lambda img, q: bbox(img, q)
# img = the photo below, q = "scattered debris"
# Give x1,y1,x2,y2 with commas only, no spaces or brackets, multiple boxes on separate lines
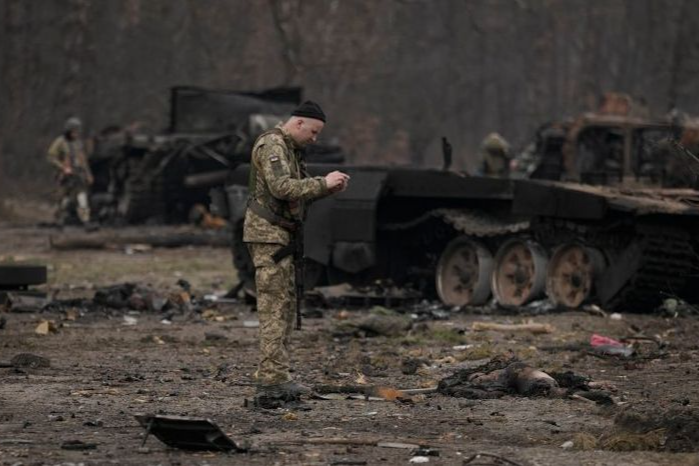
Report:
95,283,166,312
60,440,98,450
568,432,598,451
610,405,699,452
309,282,422,308
590,334,623,347
407,301,451,321
70,388,121,397
582,304,607,317
312,384,432,403
462,452,524,466
83,419,104,427
333,306,412,338
521,299,557,314
124,243,153,255
401,358,429,375
600,429,665,452
412,446,439,457
409,457,430,464
64,308,80,321
276,437,430,450
134,414,246,452
190,204,228,230
0,438,35,446
2,292,50,313
49,226,229,250
471,321,554,334
0,353,51,369
355,372,369,385
590,333,634,358
377,442,422,450
123,315,138,326
35,319,59,335
204,332,227,342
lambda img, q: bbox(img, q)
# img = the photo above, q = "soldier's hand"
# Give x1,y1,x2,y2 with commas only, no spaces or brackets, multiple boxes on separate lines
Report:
325,171,350,192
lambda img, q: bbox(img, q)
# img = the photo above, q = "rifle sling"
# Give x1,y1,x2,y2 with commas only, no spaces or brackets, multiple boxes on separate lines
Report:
248,200,299,232
272,243,295,263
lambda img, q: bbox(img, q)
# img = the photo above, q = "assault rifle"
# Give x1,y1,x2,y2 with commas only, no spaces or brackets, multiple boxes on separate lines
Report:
293,229,304,330
269,226,304,330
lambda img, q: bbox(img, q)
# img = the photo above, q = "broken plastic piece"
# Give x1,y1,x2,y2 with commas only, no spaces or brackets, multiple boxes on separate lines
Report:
590,334,623,347
134,414,244,452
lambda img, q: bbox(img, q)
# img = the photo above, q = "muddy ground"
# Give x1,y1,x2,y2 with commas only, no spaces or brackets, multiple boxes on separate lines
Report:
2,223,699,465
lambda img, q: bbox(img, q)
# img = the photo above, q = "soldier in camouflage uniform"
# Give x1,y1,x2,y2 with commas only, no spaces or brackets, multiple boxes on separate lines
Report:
47,117,94,225
243,101,349,405
479,132,511,178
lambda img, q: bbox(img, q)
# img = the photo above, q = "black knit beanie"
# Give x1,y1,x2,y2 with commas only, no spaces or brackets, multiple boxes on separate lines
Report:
291,100,326,123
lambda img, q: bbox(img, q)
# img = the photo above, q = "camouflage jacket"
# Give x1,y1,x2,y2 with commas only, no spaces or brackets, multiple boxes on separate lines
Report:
47,135,91,179
243,125,330,245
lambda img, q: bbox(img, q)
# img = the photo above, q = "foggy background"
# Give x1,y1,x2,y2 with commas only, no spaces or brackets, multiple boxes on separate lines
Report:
2,0,699,197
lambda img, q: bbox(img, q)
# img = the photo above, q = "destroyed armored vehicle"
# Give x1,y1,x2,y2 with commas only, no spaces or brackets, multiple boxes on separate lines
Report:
214,160,699,312
214,94,699,312
89,86,343,224
512,93,699,189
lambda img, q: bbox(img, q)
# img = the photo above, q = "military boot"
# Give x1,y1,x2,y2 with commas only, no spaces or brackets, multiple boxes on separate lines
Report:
254,381,311,409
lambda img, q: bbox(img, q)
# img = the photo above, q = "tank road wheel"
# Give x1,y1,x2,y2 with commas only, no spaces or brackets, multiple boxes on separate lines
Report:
492,239,548,306
436,236,493,306
546,243,606,308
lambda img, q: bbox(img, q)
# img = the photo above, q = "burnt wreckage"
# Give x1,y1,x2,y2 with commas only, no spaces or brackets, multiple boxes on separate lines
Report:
213,101,699,312
88,86,343,224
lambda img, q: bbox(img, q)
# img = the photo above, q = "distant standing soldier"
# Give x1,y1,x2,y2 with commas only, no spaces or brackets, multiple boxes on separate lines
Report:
479,132,511,178
243,101,349,406
47,117,93,225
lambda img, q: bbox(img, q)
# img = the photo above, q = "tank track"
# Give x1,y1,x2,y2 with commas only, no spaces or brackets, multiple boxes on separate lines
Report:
531,218,695,311
380,209,528,297
388,210,696,311
609,225,695,311
381,208,529,238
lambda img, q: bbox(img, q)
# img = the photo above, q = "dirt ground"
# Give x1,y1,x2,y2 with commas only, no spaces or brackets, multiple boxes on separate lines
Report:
2,223,699,465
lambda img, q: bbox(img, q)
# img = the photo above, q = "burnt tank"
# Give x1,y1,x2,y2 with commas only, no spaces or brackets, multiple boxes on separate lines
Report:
215,95,699,312
218,164,699,312
89,86,343,224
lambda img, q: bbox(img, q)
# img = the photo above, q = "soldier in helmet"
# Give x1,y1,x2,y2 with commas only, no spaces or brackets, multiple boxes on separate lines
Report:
243,101,349,406
47,117,94,225
479,132,511,178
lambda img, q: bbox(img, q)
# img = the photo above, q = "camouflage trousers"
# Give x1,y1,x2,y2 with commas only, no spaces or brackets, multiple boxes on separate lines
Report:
247,242,297,386
57,174,90,224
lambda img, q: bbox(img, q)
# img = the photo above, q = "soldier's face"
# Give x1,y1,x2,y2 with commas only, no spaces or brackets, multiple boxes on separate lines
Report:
292,118,324,147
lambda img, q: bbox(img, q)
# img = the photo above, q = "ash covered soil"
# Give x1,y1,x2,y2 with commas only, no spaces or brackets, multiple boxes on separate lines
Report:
2,225,699,465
